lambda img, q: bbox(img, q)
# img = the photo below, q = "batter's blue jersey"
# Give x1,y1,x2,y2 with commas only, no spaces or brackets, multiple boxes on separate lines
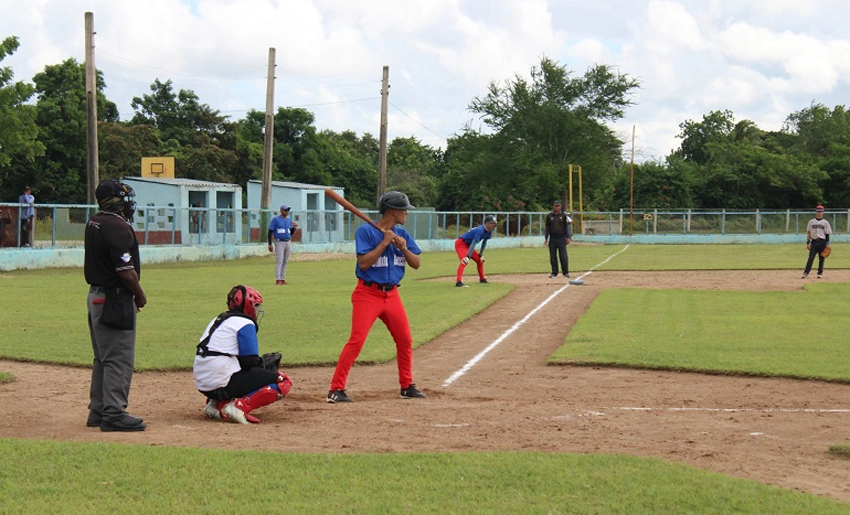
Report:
355,223,421,285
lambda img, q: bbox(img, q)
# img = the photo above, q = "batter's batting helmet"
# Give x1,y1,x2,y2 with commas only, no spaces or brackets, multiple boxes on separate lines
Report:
227,285,264,322
379,191,415,214
484,215,496,224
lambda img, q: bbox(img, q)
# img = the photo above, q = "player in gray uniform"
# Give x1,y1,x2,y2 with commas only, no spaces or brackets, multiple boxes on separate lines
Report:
802,204,832,279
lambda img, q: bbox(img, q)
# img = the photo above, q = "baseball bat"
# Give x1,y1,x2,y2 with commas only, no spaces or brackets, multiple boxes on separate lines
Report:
324,188,383,232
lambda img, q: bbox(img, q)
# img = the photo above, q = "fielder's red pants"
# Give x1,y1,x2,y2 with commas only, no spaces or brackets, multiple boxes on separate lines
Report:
330,281,414,391
455,238,485,282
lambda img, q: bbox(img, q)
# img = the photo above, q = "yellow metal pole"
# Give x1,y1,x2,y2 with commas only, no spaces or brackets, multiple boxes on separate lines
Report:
577,165,583,234
568,164,574,214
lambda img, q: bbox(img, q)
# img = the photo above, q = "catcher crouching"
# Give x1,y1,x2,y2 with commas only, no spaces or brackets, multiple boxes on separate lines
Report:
193,285,292,423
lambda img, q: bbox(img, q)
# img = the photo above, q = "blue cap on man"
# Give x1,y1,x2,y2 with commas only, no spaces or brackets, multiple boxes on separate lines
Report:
280,204,290,211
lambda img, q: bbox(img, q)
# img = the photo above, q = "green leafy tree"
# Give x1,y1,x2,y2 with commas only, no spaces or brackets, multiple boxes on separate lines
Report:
784,103,850,207
0,36,44,199
29,59,118,202
386,136,441,208
98,122,162,179
459,56,639,210
315,129,377,208
131,79,226,146
603,159,694,210
673,110,825,208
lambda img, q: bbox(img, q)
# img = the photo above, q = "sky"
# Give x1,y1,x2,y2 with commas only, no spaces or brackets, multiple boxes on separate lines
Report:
2,0,849,162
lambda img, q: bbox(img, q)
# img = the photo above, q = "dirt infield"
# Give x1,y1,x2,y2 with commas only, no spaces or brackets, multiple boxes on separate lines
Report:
2,270,849,502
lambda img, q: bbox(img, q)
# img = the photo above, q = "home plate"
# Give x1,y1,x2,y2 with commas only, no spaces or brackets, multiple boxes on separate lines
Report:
569,279,586,285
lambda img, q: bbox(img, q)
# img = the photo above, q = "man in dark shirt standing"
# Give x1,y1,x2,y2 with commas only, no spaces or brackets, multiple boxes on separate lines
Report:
544,200,573,278
84,180,148,432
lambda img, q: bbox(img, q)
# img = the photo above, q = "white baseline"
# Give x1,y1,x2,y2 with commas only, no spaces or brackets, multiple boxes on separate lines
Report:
442,245,632,387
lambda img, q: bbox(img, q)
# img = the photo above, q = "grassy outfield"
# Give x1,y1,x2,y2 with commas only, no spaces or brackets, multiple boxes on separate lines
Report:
2,439,847,515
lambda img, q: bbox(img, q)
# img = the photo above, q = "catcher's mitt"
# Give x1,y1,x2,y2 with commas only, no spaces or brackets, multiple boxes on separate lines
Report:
821,246,832,258
261,352,282,372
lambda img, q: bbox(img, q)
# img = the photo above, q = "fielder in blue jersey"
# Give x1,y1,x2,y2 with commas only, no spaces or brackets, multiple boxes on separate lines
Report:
454,215,497,287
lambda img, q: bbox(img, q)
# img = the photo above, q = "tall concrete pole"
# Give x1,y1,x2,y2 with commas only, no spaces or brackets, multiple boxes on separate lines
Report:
85,12,99,203
377,65,389,203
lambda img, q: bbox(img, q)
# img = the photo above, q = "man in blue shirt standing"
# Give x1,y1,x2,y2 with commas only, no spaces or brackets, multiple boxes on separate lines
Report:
454,215,496,287
267,204,298,285
18,185,35,247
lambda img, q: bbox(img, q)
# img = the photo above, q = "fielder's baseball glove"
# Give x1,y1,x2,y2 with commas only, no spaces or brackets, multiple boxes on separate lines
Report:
821,246,832,258
261,352,282,372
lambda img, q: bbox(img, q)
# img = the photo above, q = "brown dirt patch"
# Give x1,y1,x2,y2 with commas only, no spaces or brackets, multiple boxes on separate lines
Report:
2,270,849,502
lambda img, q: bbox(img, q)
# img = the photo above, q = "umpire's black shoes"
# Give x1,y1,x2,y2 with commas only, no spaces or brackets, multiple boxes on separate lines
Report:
549,273,557,278
101,414,146,432
563,273,570,278
400,384,426,399
327,389,353,403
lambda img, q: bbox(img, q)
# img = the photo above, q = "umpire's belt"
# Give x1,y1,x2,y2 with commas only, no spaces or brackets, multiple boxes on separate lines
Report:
360,279,397,292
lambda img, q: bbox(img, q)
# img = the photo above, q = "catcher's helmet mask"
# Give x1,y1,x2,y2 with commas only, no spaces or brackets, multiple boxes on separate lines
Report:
379,191,415,214
227,285,264,324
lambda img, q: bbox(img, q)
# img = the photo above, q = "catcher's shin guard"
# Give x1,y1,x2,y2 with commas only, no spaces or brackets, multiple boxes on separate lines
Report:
228,374,292,424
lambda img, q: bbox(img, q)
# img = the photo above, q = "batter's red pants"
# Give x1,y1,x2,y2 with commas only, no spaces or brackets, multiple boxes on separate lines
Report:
455,238,485,282
330,281,414,391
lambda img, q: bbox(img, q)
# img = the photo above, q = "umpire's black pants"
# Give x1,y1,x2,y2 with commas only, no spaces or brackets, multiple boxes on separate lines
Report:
548,235,569,275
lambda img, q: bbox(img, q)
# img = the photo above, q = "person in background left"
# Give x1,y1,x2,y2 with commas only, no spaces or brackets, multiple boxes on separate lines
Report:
84,180,147,432
268,204,298,285
454,215,497,287
18,185,35,247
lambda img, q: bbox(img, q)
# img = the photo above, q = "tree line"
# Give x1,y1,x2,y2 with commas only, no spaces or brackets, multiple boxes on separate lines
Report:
1,35,848,211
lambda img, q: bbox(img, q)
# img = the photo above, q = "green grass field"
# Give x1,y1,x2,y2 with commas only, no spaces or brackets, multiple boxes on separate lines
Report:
1,244,849,513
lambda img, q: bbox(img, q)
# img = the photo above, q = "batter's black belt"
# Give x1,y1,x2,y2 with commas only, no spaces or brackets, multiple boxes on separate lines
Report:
274,238,291,242
360,280,398,292
89,286,109,294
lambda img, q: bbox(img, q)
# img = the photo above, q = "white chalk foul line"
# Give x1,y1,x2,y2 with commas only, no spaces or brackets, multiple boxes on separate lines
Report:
442,245,632,387
608,406,850,414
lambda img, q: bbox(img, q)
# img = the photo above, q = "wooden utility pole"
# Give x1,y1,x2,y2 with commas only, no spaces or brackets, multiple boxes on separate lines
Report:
84,12,99,203
629,124,635,235
261,48,275,214
377,65,389,202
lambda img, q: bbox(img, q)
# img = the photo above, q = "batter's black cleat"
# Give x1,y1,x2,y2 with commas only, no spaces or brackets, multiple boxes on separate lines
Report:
327,389,353,403
563,273,570,278
455,281,468,288
549,273,557,278
479,278,489,284
801,273,808,279
400,384,426,399
817,273,823,279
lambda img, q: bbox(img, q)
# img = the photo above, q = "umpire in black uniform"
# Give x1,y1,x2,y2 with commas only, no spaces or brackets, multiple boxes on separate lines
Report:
544,200,573,278
84,180,148,432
